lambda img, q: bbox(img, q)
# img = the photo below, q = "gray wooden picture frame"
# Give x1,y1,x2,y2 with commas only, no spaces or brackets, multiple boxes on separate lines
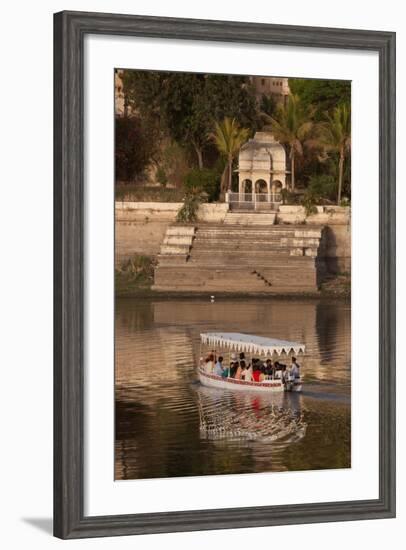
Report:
54,10,396,539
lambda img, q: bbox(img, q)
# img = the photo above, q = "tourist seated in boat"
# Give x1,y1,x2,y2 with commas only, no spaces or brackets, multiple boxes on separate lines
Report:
229,353,238,377
240,363,247,380
229,362,238,378
265,359,274,378
251,357,260,371
203,358,210,374
273,361,286,379
252,363,262,382
259,365,267,382
289,357,301,379
204,354,215,374
221,361,230,378
235,360,244,380
252,359,266,382
214,356,224,377
242,362,253,382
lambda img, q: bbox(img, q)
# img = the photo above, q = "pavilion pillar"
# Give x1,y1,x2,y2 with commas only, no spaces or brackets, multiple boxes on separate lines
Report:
267,179,271,203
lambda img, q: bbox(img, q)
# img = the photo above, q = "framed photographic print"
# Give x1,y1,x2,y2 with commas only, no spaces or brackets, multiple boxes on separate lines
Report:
54,10,396,539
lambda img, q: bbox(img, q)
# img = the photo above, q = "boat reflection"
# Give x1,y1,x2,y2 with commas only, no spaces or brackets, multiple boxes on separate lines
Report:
195,384,306,444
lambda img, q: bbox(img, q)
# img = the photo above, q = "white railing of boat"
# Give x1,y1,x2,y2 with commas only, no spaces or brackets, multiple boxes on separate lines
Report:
198,366,301,386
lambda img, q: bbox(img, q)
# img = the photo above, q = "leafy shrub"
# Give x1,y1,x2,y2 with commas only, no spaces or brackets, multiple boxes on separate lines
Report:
183,168,220,203
115,255,156,289
281,188,301,205
156,166,168,187
115,184,185,202
158,141,190,188
176,189,207,223
307,174,337,202
301,189,319,216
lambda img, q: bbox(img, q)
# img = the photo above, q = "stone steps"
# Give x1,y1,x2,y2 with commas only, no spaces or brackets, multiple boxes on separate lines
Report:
196,226,322,237
189,252,293,262
193,235,296,244
191,240,318,250
166,226,196,236
153,222,324,293
163,235,195,246
160,244,191,255
153,265,317,292
223,213,276,225
158,225,196,261
156,254,190,265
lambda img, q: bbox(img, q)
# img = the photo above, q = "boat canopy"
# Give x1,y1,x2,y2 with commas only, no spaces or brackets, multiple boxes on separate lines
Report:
200,332,305,356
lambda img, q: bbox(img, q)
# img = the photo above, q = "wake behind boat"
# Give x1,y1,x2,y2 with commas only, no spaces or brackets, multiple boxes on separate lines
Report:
198,332,305,393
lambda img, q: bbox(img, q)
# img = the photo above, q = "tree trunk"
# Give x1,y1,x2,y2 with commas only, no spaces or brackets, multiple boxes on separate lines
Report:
219,164,228,202
194,145,204,169
228,156,233,192
337,149,344,205
291,151,295,191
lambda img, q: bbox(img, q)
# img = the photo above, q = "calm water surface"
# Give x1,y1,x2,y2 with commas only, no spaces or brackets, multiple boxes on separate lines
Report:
115,297,351,480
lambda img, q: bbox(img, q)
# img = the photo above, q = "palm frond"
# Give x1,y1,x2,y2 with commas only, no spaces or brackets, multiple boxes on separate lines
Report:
209,117,250,158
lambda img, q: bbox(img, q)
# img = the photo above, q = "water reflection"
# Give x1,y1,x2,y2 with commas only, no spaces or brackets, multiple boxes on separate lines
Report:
197,386,306,442
115,297,351,480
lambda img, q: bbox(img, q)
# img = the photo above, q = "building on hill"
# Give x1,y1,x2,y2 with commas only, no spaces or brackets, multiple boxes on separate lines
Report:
250,76,290,106
115,70,126,117
115,69,138,118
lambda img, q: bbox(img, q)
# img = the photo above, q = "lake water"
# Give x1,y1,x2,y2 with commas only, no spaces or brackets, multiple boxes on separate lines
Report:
115,297,351,480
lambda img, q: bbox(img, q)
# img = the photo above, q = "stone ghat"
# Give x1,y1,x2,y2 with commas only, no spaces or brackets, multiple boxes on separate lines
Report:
153,224,326,294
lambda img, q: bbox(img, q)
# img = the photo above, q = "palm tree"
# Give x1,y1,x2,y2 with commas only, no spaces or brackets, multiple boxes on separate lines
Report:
318,103,351,205
210,117,250,199
262,94,314,191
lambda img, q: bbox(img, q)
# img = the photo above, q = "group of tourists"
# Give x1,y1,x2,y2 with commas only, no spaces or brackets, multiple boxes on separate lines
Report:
202,351,301,383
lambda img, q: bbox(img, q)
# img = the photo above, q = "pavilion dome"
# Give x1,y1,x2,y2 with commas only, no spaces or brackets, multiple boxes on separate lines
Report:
238,132,286,173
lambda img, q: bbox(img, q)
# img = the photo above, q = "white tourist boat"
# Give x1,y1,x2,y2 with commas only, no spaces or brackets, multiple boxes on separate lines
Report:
198,332,305,393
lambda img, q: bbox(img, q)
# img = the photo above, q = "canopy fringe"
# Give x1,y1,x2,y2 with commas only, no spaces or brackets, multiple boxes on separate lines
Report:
200,332,305,356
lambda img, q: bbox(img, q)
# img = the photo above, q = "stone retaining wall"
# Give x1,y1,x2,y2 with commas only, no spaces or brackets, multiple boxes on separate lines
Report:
115,202,351,274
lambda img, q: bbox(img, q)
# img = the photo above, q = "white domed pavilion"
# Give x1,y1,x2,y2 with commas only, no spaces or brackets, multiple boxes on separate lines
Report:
233,132,289,208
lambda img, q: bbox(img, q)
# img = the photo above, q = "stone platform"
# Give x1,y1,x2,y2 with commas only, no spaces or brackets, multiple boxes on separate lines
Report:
153,223,326,294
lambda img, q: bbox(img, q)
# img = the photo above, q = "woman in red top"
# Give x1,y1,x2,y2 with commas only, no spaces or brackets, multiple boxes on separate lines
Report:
252,366,261,382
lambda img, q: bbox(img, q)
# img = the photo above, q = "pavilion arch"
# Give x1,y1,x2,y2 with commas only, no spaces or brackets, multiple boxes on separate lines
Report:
271,180,283,193
241,179,253,194
255,179,269,194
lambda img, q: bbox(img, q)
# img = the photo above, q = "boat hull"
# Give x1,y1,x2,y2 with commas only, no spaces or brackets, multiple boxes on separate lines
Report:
198,368,302,393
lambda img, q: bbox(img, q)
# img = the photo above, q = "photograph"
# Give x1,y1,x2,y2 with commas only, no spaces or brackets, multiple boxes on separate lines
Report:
114,68,352,481
0,1,398,545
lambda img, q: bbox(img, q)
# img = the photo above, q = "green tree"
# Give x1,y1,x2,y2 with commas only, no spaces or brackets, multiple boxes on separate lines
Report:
115,116,157,181
122,70,257,170
259,94,277,120
210,117,250,199
289,78,351,120
203,75,258,129
263,94,315,190
318,103,351,204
